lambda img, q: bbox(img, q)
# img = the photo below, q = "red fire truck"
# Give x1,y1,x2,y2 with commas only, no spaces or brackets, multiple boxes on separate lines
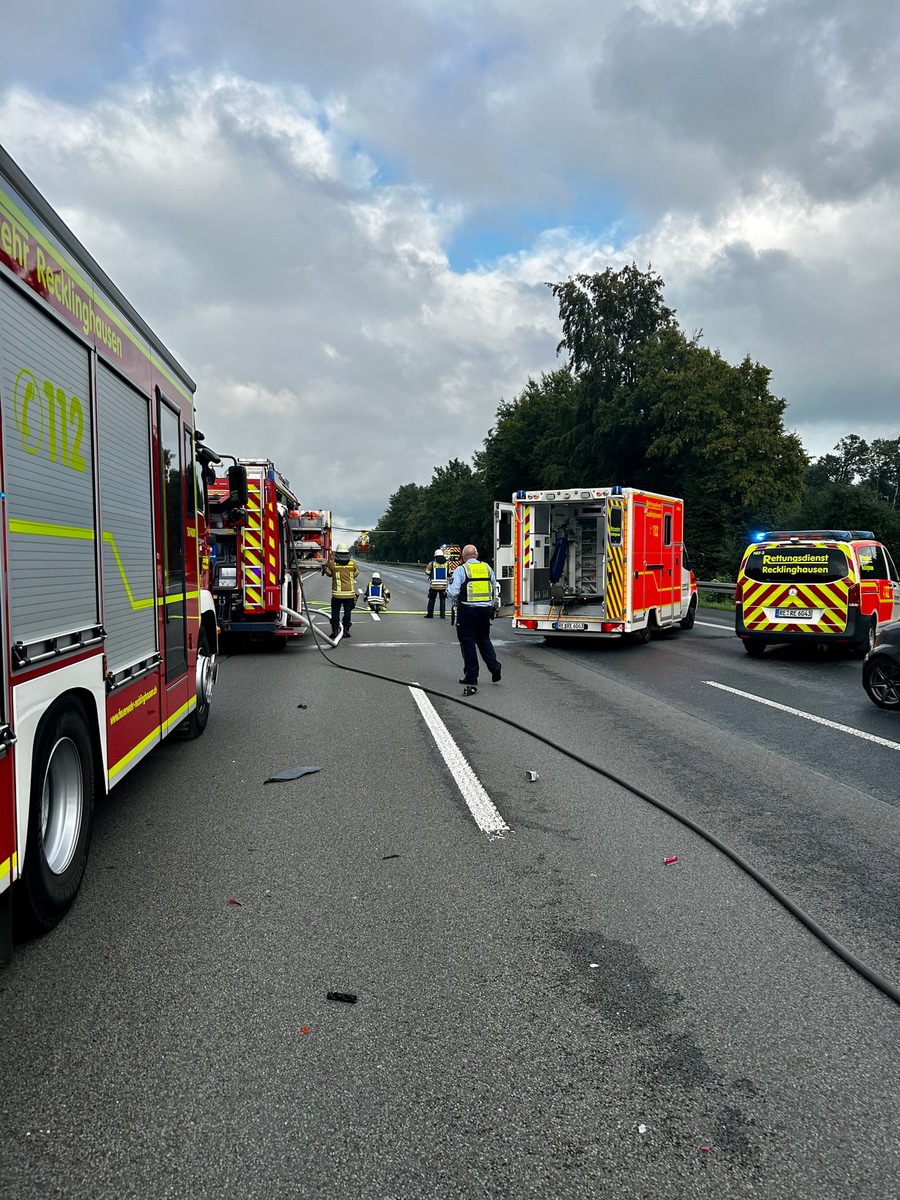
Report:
208,460,327,646
0,144,219,943
494,485,698,642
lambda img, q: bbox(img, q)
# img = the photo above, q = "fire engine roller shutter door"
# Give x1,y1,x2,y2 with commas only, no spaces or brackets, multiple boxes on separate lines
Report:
1,280,98,646
97,362,156,672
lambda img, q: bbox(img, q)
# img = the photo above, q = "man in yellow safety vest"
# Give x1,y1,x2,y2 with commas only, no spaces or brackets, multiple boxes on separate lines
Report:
448,544,501,689
323,543,360,638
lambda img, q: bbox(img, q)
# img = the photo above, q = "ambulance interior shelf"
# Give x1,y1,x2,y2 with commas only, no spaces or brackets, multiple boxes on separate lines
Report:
546,504,606,606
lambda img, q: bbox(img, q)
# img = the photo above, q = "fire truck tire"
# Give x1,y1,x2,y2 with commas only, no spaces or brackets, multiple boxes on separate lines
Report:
22,700,95,930
680,596,698,630
631,625,652,644
185,629,214,739
271,637,288,651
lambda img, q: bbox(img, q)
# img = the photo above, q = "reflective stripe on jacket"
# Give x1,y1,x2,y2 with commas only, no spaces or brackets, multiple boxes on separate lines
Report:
427,561,449,589
325,559,359,597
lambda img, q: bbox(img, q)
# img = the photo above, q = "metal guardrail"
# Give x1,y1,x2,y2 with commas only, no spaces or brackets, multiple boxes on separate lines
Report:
697,581,736,595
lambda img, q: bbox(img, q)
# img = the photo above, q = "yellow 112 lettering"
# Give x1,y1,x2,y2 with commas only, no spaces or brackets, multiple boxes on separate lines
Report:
14,367,86,473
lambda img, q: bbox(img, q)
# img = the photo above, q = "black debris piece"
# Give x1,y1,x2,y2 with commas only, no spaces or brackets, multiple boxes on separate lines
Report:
382,854,400,860
264,766,322,783
296,703,308,709
327,991,358,1004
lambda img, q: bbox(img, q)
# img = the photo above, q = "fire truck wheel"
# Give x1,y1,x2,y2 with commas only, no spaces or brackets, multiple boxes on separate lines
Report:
185,629,214,739
22,700,95,930
271,637,289,651
680,596,698,630
631,626,652,645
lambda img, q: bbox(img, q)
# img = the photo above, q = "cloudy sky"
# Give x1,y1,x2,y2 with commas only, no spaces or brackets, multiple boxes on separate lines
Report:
2,0,898,528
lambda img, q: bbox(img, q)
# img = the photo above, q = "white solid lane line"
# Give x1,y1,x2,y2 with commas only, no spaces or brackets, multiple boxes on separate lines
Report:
370,611,381,621
695,620,732,631
705,680,900,751
408,686,510,838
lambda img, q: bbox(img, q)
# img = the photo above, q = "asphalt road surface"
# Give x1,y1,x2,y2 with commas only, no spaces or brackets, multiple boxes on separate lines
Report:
1,563,898,1199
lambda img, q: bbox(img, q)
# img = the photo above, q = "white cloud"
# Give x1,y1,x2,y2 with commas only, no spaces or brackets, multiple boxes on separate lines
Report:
1,0,897,521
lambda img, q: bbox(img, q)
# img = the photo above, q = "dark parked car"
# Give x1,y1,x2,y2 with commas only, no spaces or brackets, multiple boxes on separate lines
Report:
862,621,900,710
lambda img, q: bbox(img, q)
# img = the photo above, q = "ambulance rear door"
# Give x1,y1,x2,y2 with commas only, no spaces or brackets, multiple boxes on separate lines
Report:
493,500,516,615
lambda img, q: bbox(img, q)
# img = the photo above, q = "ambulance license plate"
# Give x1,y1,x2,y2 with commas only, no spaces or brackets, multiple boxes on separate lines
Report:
554,621,588,631
775,607,813,620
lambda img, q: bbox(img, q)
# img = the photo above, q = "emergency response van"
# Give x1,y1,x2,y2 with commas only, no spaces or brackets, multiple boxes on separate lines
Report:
494,486,697,642
0,143,218,938
735,530,900,656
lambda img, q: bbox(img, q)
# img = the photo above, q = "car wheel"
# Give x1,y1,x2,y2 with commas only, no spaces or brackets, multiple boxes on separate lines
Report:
863,659,900,710
852,618,878,658
680,596,697,630
744,639,766,657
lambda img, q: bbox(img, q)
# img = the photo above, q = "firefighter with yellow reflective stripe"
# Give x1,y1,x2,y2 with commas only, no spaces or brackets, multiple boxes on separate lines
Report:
448,544,501,689
323,543,359,638
424,549,449,618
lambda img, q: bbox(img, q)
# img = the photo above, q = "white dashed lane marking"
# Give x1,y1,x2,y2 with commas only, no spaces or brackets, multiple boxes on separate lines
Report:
408,686,510,838
705,680,900,751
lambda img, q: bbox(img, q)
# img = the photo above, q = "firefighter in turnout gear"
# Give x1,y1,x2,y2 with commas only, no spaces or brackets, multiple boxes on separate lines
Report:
424,549,450,618
448,544,501,688
324,543,360,638
365,572,391,613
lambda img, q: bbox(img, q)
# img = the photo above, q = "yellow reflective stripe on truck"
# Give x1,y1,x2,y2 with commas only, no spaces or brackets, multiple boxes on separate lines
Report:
8,519,196,613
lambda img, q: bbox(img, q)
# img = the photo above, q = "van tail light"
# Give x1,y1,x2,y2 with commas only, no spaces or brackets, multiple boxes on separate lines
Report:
734,579,743,604
847,582,860,606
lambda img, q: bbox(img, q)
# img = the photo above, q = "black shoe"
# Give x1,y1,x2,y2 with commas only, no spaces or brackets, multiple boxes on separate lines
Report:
331,628,340,639
424,614,433,619
343,629,351,639
459,677,477,685
440,615,446,619
491,669,502,683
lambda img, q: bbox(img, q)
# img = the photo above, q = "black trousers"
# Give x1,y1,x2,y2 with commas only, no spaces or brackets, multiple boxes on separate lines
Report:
456,605,500,681
427,587,447,617
331,597,354,631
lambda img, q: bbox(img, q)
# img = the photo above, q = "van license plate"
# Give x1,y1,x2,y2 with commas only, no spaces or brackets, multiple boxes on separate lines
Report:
554,621,588,631
775,607,813,620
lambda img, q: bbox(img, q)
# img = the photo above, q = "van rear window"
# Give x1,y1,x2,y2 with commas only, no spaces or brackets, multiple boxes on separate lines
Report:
744,547,849,583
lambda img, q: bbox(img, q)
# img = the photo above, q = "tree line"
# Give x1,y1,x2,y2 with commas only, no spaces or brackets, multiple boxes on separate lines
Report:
367,266,899,577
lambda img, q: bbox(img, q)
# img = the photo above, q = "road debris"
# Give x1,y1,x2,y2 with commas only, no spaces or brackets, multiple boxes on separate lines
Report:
638,1124,647,1134
526,770,539,782
382,854,400,860
463,685,477,697
300,1026,310,1035
296,703,308,709
228,897,242,906
327,991,358,1004
264,766,322,783
664,856,679,865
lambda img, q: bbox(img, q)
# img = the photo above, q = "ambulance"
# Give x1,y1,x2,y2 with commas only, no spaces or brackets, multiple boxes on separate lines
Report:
735,530,900,656
494,486,697,642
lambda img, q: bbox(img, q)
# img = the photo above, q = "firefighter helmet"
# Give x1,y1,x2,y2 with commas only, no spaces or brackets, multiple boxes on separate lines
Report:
334,542,351,564
372,572,381,582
